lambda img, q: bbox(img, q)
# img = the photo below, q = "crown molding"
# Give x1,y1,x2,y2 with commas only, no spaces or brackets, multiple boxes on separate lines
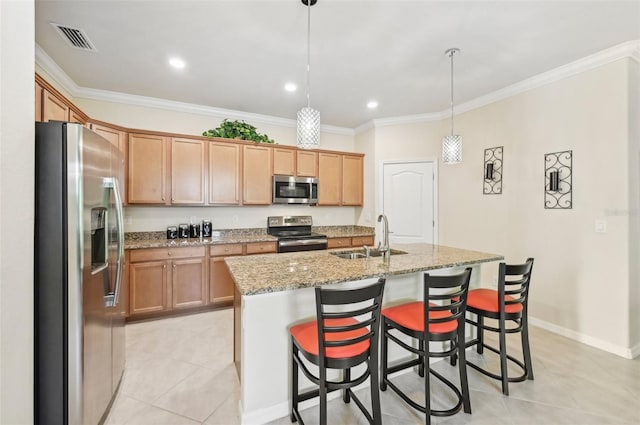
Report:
354,39,640,134
37,40,639,137
35,43,354,136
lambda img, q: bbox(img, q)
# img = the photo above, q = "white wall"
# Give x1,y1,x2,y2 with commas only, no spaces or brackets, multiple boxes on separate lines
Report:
0,0,35,422
354,128,375,227
628,59,640,353
368,59,634,355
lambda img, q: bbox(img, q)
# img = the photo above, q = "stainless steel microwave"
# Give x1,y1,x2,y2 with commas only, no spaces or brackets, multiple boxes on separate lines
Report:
272,175,318,205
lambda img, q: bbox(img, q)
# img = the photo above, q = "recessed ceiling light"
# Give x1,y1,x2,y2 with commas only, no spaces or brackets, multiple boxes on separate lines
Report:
367,100,379,109
169,57,186,69
284,83,297,92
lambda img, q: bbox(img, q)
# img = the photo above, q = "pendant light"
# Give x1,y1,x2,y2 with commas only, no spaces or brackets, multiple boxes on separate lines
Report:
297,0,320,149
442,48,462,164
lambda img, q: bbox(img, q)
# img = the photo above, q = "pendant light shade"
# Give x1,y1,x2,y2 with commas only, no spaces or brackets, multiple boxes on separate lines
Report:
297,0,320,149
442,48,462,164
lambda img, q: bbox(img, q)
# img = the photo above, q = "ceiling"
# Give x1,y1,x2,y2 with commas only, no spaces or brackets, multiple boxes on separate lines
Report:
35,1,640,129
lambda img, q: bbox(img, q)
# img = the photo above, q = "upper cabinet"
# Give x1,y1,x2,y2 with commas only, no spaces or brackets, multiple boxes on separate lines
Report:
341,155,363,206
128,133,169,205
36,76,89,125
318,152,342,205
35,82,43,122
318,152,363,206
272,148,296,176
272,147,318,178
171,138,207,205
90,123,127,153
296,150,318,177
209,141,241,205
34,74,364,209
243,145,272,205
42,89,69,122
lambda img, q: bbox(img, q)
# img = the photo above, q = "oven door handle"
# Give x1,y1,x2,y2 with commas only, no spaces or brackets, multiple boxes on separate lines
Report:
279,238,328,247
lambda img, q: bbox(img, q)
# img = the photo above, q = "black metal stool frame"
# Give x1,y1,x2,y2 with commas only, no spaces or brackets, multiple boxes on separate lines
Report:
462,258,534,396
380,269,472,425
290,278,385,425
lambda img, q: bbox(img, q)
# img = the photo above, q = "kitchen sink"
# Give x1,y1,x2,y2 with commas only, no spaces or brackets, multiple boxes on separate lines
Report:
330,248,408,259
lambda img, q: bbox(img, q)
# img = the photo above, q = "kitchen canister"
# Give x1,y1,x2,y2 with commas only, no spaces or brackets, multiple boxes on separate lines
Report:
166,226,178,239
178,224,189,239
202,220,212,237
190,223,201,238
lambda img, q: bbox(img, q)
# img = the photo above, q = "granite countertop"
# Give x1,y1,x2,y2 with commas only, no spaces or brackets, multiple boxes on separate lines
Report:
125,226,375,250
225,244,503,296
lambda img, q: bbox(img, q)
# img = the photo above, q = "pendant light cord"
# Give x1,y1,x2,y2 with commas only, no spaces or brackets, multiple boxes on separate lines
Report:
306,0,311,108
449,49,454,136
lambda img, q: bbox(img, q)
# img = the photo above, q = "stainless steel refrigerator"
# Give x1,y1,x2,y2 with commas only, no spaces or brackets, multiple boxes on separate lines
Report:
35,122,126,425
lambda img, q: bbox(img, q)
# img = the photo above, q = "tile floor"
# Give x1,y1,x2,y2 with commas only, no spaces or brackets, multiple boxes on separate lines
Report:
106,308,640,425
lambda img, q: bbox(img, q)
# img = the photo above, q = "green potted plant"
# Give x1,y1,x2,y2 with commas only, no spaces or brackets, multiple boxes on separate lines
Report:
203,119,276,144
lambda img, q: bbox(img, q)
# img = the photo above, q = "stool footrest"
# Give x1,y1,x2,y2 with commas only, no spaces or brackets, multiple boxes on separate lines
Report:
466,342,530,383
382,367,464,417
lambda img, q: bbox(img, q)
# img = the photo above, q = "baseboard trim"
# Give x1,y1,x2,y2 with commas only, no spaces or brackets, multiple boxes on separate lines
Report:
529,316,636,359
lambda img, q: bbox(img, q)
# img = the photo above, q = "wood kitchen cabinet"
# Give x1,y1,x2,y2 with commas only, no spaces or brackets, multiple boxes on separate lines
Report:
128,133,169,204
90,123,127,153
69,108,87,125
273,148,318,177
35,81,43,122
272,148,296,175
296,150,318,177
42,89,69,122
171,137,207,205
128,246,207,317
172,257,207,309
351,235,374,247
341,155,363,206
129,260,169,315
243,145,272,205
209,244,243,304
327,237,351,249
245,241,277,255
209,141,242,205
318,153,342,205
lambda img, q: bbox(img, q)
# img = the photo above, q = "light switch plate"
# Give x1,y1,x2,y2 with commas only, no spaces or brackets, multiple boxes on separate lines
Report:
595,219,607,233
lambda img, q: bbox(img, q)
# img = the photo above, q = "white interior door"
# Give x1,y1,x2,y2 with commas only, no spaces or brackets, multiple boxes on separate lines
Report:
382,161,436,244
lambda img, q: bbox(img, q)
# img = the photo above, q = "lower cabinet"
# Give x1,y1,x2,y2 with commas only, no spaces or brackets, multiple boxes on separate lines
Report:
328,235,375,249
129,260,169,315
128,246,206,317
209,244,243,304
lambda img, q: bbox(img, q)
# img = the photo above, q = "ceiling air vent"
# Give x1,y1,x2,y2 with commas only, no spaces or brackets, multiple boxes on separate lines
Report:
50,23,97,52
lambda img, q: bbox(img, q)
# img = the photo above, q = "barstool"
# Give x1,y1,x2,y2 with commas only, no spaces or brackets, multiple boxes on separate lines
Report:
463,258,534,395
380,269,472,425
289,278,386,425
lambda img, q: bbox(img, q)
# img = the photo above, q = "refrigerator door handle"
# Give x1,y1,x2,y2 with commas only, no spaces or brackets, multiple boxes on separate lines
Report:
103,177,125,307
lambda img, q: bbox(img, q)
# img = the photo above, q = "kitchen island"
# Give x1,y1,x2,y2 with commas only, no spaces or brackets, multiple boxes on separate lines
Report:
226,244,502,424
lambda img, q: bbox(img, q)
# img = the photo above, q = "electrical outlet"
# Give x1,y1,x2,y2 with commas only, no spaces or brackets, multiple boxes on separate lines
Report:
233,215,239,223
595,219,607,233
190,216,197,224
124,216,132,225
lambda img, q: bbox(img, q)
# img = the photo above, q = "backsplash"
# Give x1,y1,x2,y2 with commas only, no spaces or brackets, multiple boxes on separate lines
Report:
123,205,360,232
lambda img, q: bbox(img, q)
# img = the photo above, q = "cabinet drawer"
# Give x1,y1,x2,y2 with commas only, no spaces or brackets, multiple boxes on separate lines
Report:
245,241,277,255
351,236,374,247
129,246,205,262
210,244,244,257
327,237,351,249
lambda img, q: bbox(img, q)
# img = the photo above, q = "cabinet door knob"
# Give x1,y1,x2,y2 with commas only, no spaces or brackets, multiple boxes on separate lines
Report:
168,251,172,256
163,264,166,269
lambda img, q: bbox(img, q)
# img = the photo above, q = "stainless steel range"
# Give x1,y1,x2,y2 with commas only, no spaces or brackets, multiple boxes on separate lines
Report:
267,216,328,253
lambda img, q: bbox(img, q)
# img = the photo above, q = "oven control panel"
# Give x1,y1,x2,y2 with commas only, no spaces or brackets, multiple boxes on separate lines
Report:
268,215,312,227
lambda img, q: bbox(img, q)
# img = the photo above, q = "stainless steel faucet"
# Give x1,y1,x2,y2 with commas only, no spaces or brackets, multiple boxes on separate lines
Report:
377,214,390,264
